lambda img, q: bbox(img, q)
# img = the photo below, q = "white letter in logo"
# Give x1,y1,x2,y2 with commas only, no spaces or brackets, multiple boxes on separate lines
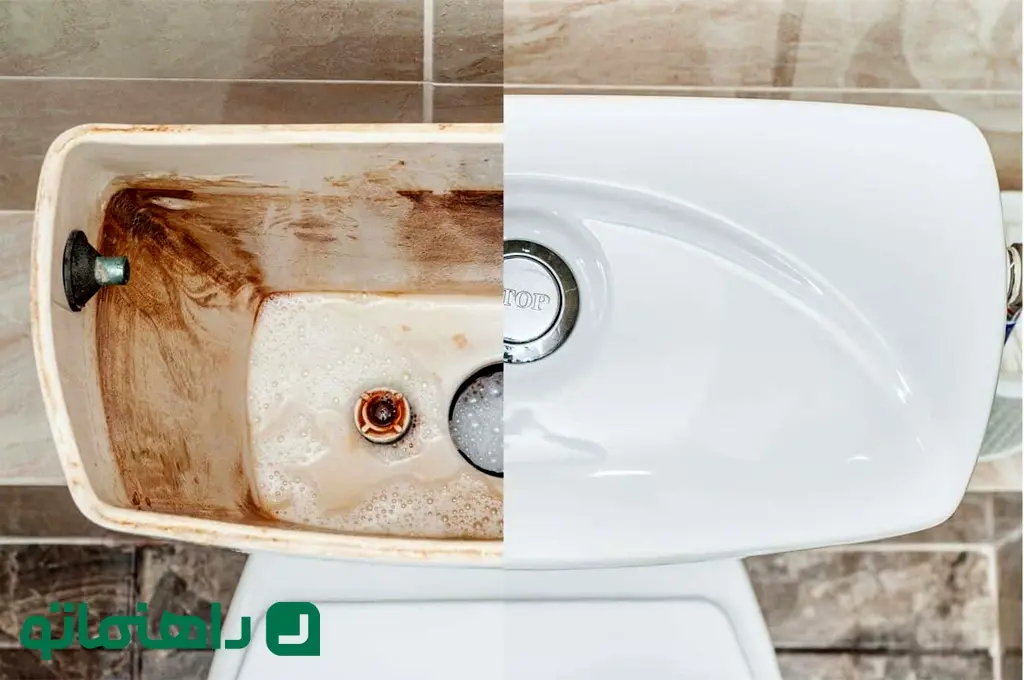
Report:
278,614,309,645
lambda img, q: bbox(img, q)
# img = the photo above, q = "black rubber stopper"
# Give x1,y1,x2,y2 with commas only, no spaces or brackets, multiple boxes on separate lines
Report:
62,230,102,312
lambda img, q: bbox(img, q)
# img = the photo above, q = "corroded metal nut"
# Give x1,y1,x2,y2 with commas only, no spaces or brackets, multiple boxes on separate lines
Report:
354,388,412,444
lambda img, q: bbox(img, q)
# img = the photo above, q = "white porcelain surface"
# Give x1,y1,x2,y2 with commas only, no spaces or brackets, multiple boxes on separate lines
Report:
211,554,780,680
504,95,1006,567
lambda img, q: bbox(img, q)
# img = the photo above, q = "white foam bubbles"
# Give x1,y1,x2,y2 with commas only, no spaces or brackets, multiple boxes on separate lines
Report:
246,292,502,539
449,368,503,476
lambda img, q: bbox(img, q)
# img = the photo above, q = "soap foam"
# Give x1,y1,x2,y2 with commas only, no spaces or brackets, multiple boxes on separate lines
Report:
247,292,502,539
449,369,503,475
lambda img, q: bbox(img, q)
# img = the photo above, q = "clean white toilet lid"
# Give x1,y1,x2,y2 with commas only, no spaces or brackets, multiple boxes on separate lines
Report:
236,598,752,680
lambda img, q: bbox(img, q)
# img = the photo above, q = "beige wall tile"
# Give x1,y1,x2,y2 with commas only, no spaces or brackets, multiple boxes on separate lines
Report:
0,78,423,209
970,453,1023,493
1004,652,1023,679
433,85,502,122
0,0,423,81
775,652,993,680
993,493,1022,539
0,487,121,539
435,0,501,83
791,0,1021,90
746,550,995,650
504,0,787,86
0,212,61,482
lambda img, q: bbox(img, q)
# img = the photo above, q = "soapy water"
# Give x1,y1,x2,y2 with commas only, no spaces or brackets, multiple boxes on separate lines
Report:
247,292,502,540
449,368,503,476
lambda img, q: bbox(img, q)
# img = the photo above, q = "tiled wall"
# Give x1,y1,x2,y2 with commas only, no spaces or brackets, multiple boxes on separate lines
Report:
504,0,1022,192
0,0,503,210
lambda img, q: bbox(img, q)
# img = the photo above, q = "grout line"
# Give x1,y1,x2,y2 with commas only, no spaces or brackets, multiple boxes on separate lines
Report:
503,83,1023,96
422,0,435,122
0,536,138,545
0,479,67,486
0,75,428,85
984,543,1004,680
423,83,434,123
422,0,435,83
432,82,503,89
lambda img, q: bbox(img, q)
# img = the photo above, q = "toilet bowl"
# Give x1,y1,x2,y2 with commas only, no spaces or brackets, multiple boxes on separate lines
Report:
33,98,1006,679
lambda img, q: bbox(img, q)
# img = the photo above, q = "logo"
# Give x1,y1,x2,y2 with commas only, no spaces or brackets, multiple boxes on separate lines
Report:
18,600,321,660
503,287,552,312
265,602,321,657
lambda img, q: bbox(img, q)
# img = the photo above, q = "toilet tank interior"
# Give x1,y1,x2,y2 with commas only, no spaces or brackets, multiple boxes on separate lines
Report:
43,126,503,542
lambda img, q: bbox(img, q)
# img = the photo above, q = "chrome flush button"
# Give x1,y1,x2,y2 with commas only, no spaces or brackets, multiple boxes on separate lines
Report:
503,240,579,364
504,254,561,343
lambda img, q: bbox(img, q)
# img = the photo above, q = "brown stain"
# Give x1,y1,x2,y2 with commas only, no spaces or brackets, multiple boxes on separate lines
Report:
395,190,503,292
291,216,339,243
93,171,502,531
96,184,268,521
452,333,468,349
401,325,412,332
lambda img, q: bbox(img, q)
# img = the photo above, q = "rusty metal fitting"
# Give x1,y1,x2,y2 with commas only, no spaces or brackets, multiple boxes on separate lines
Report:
354,388,412,444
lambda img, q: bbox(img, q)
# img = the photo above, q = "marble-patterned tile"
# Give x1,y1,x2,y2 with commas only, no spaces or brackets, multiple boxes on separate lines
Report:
433,86,502,123
0,212,61,481
434,0,501,83
0,487,125,539
775,652,994,680
998,538,1022,653
970,453,1023,493
140,650,213,680
504,0,787,86
138,543,246,640
0,649,131,680
0,78,423,210
1004,652,1022,679
0,0,423,81
883,493,992,544
790,0,1021,91
993,492,1022,539
0,545,134,649
746,549,995,650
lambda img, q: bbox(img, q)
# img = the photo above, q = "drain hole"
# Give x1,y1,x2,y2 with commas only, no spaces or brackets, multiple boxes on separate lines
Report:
355,388,412,444
448,364,503,478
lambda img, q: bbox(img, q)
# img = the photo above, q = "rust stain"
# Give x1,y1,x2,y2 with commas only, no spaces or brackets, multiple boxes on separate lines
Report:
400,324,411,332
96,183,268,520
92,171,502,529
395,189,502,293
452,333,468,349
354,389,411,443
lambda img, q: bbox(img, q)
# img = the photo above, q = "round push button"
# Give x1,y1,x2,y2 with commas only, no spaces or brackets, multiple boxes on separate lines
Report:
503,255,561,344
503,240,579,365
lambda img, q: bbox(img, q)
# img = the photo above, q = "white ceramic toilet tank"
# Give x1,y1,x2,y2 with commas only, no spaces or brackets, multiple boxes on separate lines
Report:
503,95,1006,567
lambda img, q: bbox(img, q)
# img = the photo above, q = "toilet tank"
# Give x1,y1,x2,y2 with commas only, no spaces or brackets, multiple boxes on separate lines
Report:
503,95,1007,568
32,124,502,565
